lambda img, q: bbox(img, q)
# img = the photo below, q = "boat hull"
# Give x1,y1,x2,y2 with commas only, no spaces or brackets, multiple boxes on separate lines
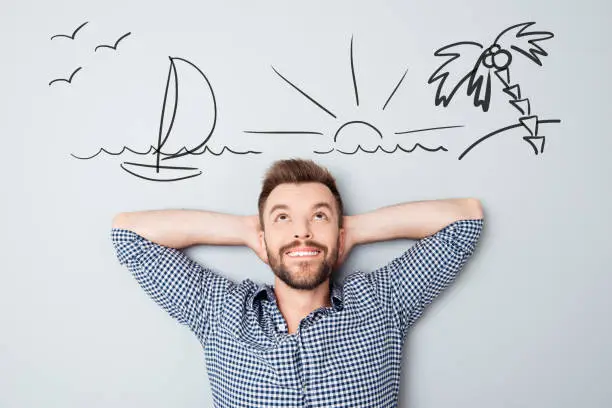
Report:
120,161,202,182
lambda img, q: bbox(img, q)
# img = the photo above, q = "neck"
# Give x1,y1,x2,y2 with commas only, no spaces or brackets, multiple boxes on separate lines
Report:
273,278,332,332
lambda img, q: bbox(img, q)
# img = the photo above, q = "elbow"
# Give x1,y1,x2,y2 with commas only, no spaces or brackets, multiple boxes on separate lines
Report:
112,212,129,230
464,198,484,220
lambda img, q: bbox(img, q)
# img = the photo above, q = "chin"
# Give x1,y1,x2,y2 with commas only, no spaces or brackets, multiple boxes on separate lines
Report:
274,263,331,290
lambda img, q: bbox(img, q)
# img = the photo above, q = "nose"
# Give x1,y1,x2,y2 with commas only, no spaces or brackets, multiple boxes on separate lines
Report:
293,221,312,239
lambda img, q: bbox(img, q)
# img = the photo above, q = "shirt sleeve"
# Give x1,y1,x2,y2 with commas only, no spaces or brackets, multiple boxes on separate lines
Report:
110,228,236,344
368,219,483,335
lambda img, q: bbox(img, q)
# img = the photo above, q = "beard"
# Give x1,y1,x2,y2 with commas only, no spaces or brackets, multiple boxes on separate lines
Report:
266,239,339,290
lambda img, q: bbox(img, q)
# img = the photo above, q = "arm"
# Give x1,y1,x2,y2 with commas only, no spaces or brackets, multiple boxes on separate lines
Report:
342,198,483,254
113,210,266,260
343,198,484,333
111,210,265,344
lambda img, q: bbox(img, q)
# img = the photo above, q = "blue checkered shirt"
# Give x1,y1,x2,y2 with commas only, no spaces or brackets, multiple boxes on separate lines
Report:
111,218,483,407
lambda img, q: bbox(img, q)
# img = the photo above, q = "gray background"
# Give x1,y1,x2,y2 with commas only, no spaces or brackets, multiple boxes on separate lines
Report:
3,0,611,406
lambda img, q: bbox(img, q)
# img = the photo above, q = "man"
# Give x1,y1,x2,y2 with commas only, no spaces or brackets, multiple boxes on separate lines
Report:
112,158,484,407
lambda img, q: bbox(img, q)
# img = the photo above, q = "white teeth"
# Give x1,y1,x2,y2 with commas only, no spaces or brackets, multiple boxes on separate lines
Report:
287,251,319,257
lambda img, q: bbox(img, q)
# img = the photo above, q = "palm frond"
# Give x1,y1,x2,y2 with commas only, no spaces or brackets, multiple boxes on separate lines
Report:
428,41,484,107
494,22,554,66
466,54,493,112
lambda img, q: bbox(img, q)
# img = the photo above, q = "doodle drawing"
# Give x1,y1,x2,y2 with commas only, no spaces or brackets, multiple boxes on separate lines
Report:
246,36,462,156
428,22,561,159
50,21,88,41
49,66,82,87
95,32,131,52
71,56,261,182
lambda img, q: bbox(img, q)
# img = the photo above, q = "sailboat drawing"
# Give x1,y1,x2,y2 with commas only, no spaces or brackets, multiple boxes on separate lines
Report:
120,56,217,182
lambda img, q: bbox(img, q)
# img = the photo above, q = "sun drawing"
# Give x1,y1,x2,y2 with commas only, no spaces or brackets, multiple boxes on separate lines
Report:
245,36,463,155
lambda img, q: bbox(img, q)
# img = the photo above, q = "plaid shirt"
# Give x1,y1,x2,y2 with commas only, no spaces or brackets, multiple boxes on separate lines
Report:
112,218,483,407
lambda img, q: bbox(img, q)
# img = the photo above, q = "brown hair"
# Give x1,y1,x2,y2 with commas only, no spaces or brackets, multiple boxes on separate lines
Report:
258,159,344,228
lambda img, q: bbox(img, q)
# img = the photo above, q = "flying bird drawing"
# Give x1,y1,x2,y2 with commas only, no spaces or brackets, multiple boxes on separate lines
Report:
95,32,131,52
50,21,89,41
428,22,557,157
48,67,82,86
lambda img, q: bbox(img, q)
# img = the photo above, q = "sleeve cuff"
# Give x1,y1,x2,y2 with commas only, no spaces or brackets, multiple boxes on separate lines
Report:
433,218,484,255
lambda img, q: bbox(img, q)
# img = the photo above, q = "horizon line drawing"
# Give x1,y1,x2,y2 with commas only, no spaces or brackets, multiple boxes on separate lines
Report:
49,66,82,86
71,56,261,182
95,32,131,52
246,35,462,155
50,21,88,41
428,22,561,159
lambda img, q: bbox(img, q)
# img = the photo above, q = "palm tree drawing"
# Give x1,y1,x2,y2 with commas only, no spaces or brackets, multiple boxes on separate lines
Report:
428,22,561,159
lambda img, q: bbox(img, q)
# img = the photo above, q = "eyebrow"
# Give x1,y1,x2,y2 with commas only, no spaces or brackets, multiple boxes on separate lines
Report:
268,202,334,216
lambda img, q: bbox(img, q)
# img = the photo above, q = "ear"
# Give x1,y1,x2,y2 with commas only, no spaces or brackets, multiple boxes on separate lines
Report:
258,230,270,265
336,227,346,267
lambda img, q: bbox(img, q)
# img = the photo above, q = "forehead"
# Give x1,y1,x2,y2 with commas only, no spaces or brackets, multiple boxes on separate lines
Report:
265,182,335,213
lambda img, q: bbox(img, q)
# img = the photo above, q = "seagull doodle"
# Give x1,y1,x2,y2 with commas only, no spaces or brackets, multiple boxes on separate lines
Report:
50,21,89,41
95,32,131,52
49,67,82,87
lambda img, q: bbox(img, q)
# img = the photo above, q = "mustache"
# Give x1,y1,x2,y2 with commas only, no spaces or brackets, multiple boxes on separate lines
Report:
280,240,327,254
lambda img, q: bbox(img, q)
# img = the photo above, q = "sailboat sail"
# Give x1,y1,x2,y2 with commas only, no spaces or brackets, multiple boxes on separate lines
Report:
121,56,218,182
159,57,217,161
158,58,179,155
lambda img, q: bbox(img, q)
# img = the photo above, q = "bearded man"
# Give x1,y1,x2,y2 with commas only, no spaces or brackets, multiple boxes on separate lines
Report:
112,158,484,407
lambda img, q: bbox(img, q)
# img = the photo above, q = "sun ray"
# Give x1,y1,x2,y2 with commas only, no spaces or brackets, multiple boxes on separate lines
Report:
271,66,337,119
350,35,359,106
382,67,409,110
244,130,323,135
395,125,464,134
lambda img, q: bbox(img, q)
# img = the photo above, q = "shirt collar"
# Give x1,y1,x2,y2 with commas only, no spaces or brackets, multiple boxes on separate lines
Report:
253,279,344,310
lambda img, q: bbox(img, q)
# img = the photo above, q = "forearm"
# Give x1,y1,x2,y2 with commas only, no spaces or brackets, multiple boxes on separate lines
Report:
346,198,483,244
112,210,258,249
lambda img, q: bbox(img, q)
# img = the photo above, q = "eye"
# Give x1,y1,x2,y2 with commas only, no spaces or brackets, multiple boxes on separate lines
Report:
313,212,328,221
274,213,290,222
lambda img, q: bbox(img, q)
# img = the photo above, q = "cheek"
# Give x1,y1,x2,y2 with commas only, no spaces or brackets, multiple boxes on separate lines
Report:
314,227,340,246
264,231,286,252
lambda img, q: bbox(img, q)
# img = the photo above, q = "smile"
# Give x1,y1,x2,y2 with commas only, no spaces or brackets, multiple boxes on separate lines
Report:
287,251,320,257
285,247,322,257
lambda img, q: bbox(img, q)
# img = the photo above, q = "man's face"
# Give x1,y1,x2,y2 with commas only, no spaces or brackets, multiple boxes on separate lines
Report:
259,182,345,291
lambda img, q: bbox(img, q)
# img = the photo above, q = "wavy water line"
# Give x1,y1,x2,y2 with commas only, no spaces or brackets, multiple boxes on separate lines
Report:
313,147,335,154
315,143,448,155
71,146,155,159
71,145,261,160
160,146,262,157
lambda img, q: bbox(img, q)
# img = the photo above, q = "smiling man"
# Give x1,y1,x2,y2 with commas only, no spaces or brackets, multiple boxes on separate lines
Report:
111,158,484,407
